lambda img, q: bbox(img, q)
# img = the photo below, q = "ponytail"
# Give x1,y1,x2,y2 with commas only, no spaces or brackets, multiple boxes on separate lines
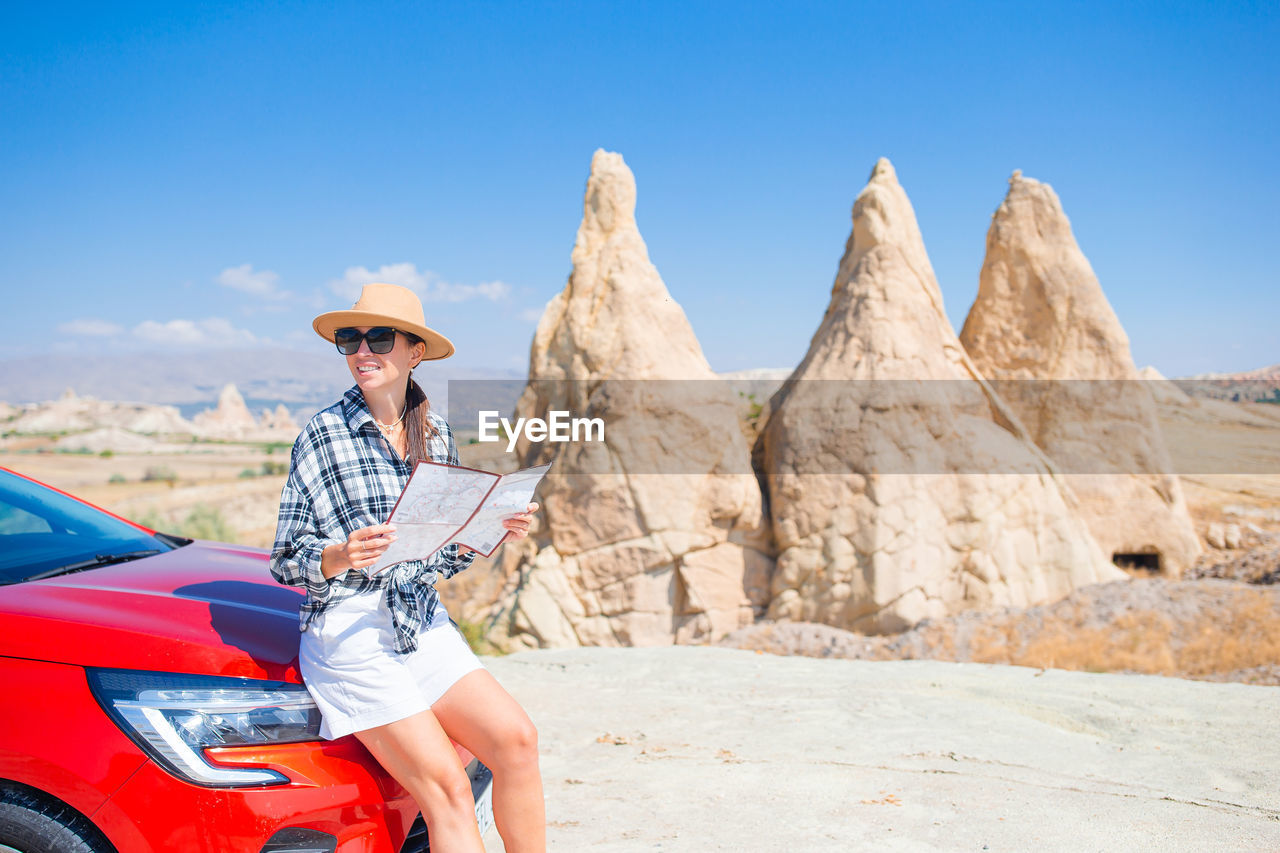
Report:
403,334,438,465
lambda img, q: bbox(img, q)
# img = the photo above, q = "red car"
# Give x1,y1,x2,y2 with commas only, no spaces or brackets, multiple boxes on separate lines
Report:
0,466,493,852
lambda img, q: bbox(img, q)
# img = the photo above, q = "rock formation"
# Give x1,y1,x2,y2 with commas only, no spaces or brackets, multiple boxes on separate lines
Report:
189,383,291,440
54,426,157,453
757,158,1118,634
1177,362,1280,402
1139,366,1193,406
4,385,299,448
260,403,298,433
485,149,772,649
959,171,1201,577
8,389,195,436
127,405,200,435
192,384,257,435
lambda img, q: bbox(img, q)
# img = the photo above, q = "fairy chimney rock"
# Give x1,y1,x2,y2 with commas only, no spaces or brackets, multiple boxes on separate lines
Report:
192,383,258,437
261,403,299,433
528,149,713,381
960,172,1134,380
486,149,772,650
959,172,1200,576
218,383,255,424
758,158,1116,634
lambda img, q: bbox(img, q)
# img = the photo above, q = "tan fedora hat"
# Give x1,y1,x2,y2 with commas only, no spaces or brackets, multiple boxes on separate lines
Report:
313,283,455,361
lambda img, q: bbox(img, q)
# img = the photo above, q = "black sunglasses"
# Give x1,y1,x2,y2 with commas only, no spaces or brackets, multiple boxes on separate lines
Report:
334,326,399,355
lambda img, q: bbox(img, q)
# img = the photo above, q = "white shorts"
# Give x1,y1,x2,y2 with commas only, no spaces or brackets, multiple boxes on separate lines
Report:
299,587,485,740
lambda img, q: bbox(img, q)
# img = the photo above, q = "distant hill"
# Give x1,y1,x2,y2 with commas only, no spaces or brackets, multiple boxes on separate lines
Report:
0,348,523,423
4,349,1273,420
1178,362,1280,403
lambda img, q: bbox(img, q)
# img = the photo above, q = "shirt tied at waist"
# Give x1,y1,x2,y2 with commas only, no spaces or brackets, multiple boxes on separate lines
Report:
383,563,442,654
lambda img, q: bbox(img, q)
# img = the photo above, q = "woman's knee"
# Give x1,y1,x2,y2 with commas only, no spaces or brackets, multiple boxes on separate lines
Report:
412,765,476,818
354,721,476,820
494,715,539,770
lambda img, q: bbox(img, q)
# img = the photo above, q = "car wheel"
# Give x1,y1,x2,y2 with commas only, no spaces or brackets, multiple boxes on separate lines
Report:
0,786,111,853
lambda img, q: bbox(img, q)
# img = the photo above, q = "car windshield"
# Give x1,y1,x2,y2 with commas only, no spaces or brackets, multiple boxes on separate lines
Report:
0,469,177,585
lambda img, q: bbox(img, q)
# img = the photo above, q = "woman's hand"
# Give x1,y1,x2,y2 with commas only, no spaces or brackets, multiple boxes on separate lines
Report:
321,523,397,578
503,501,539,541
457,501,540,556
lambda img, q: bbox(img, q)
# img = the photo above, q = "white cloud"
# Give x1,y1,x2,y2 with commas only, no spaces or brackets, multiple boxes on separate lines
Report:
451,280,511,302
133,317,259,347
58,318,123,336
330,263,511,304
284,328,316,344
330,262,425,300
217,264,287,299
519,306,546,324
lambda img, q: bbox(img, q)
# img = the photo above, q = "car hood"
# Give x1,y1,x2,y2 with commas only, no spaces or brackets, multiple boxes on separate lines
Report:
0,541,306,682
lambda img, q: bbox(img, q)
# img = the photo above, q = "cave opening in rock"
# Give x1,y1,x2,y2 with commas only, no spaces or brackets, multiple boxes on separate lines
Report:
1113,552,1161,573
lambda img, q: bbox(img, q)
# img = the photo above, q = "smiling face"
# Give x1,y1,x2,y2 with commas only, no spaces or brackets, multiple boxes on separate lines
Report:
345,327,426,395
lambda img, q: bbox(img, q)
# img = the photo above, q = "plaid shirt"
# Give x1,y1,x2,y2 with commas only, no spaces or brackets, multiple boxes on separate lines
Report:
270,386,476,654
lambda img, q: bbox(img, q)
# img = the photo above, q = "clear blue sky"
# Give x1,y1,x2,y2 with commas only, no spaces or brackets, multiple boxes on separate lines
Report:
3,1,1276,379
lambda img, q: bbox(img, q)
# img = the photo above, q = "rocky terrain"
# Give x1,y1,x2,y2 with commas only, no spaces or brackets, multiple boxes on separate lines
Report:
5,384,299,443
1178,362,1280,402
718,578,1280,685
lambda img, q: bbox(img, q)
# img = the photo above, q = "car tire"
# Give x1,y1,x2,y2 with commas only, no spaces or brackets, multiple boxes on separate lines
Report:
0,785,111,853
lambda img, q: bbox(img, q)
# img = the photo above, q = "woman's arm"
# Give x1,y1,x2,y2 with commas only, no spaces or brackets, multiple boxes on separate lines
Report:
269,428,367,591
270,470,343,595
321,523,398,576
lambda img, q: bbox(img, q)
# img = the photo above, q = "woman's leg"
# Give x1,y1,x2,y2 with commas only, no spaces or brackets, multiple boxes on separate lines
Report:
431,670,546,853
354,709,486,853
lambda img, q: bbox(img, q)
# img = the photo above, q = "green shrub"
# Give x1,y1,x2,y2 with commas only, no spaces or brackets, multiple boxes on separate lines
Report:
132,504,235,542
239,468,258,479
99,449,114,459
142,465,178,485
108,473,127,485
134,509,168,531
260,461,288,476
455,618,502,656
738,390,764,422
178,504,236,541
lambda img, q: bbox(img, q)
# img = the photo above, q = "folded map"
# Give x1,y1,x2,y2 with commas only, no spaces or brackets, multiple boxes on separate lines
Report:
365,460,552,576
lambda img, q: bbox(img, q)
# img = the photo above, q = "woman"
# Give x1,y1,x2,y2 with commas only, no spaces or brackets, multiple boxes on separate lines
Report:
270,282,545,852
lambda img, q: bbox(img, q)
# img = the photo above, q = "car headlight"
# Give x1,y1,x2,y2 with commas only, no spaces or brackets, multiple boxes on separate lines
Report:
86,668,322,787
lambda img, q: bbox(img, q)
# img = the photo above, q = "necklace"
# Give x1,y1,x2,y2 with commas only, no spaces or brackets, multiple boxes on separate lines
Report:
374,404,407,436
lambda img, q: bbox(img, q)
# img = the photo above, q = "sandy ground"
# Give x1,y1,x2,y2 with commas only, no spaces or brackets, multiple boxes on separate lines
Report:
480,647,1280,852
